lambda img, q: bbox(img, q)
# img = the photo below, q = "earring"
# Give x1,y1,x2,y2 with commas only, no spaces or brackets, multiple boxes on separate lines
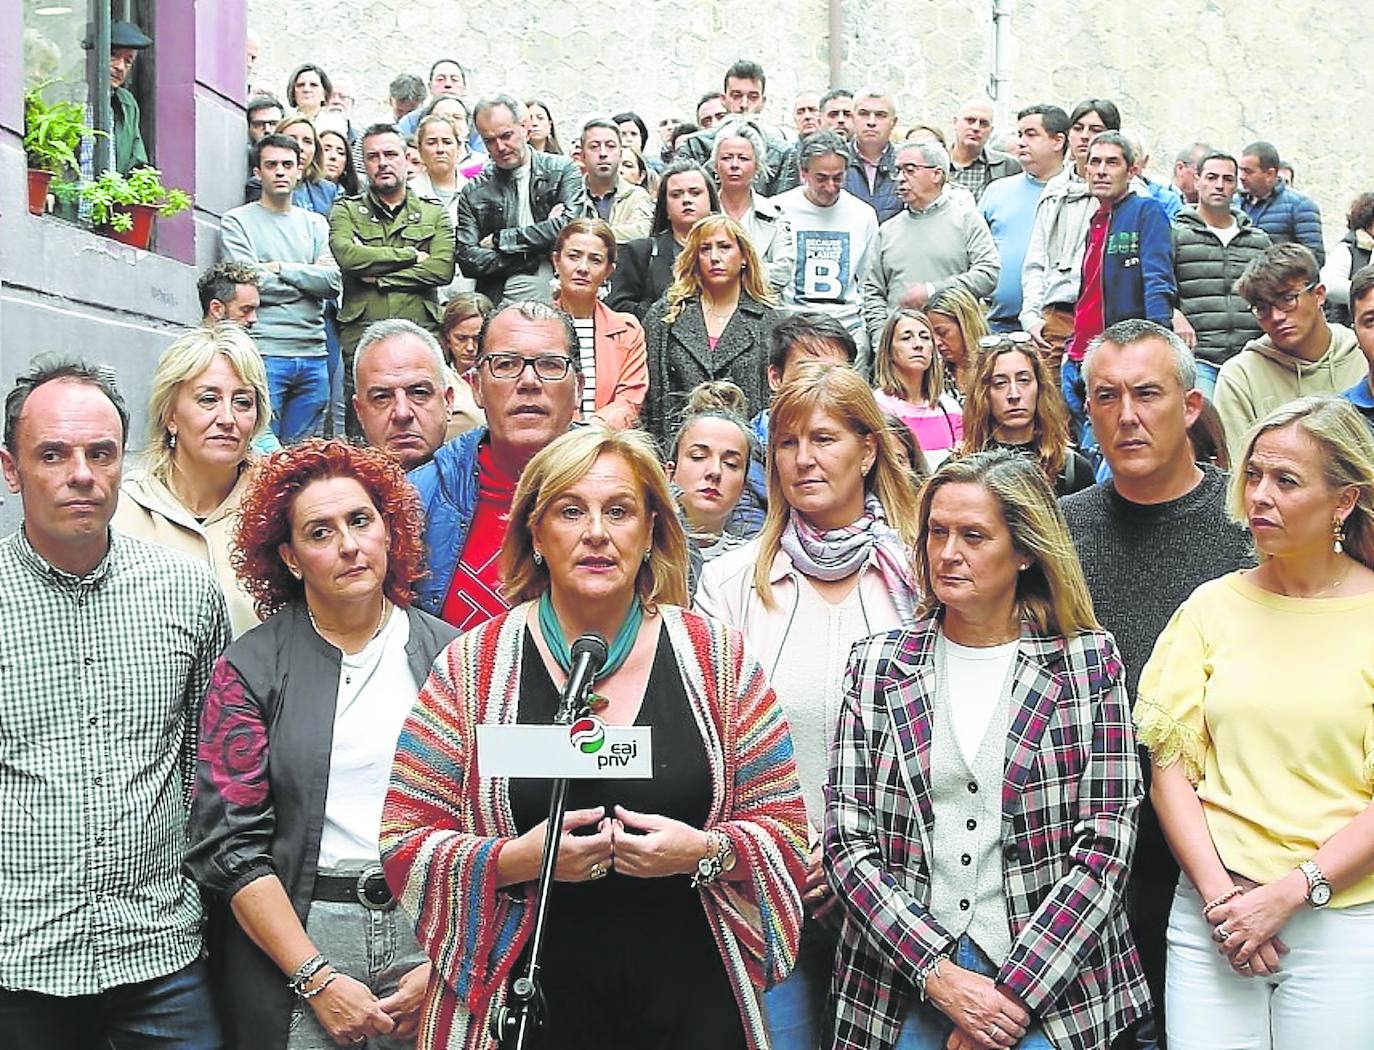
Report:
643,549,652,563
1334,518,1346,555
288,566,301,579
533,551,544,566
1019,563,1030,571
167,430,177,450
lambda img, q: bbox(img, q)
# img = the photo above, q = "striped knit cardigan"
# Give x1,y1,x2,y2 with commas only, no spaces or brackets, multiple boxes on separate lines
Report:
380,601,809,1050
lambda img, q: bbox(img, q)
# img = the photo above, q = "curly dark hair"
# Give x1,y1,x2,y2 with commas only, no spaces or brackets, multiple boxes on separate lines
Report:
232,439,426,618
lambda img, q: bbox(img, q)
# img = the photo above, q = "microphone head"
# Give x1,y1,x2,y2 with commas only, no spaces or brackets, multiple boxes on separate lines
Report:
570,632,609,671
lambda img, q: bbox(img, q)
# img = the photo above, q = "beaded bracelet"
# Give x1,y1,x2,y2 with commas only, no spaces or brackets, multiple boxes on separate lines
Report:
288,953,329,993
1202,886,1243,917
299,971,340,1000
915,954,948,1002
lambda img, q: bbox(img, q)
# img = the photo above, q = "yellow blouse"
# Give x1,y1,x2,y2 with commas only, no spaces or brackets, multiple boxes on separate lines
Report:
1135,571,1374,907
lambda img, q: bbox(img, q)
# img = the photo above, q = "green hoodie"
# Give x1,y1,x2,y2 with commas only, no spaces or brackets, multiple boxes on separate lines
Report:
1214,322,1365,463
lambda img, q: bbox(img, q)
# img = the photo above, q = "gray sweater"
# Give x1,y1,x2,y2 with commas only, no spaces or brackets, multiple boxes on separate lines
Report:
220,203,341,356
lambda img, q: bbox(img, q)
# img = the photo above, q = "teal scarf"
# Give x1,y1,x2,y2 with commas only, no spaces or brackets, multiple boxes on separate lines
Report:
537,590,643,685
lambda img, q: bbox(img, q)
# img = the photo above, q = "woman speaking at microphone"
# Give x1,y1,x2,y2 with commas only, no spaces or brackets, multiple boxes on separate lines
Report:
380,425,809,1050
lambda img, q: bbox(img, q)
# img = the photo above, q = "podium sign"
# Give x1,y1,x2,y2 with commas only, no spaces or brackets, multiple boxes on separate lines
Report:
476,717,653,779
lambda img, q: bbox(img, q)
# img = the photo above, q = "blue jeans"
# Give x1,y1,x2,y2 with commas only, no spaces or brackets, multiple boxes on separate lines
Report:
1060,357,1100,469
763,919,838,1049
0,958,221,1050
265,354,330,443
895,938,1053,1050
1193,359,1219,400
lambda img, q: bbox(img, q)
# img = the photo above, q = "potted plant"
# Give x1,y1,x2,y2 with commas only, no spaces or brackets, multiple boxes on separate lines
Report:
22,84,95,216
56,167,194,250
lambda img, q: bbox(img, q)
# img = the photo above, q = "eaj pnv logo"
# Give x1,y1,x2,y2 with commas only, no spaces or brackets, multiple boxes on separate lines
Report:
569,716,606,754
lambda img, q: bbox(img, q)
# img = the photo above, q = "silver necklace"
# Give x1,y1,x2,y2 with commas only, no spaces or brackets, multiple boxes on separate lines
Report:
309,600,390,683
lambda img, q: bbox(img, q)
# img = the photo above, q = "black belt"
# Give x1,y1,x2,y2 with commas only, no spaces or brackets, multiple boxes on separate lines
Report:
312,865,395,911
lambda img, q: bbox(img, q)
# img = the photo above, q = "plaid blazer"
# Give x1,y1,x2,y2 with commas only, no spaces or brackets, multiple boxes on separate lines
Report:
823,616,1150,1050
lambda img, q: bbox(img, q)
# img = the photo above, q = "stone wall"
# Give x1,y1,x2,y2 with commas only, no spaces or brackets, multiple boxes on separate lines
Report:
250,0,1368,240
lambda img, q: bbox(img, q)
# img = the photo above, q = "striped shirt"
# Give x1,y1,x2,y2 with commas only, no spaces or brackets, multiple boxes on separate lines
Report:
573,316,597,418
0,528,230,995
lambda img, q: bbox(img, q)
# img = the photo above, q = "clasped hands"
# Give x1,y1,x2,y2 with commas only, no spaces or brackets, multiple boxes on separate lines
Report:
522,805,712,883
925,964,1032,1050
1205,873,1304,977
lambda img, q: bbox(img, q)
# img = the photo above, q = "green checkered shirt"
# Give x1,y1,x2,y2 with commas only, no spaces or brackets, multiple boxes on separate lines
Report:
0,528,230,995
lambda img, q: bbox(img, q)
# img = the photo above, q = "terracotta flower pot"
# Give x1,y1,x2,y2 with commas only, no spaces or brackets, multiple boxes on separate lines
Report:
100,202,158,249
26,169,54,216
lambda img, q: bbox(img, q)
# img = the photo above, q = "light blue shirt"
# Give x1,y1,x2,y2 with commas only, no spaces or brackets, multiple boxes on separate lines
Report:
980,170,1052,325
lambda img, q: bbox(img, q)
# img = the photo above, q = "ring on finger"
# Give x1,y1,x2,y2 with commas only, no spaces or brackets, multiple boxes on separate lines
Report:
588,862,608,880
1215,925,1231,942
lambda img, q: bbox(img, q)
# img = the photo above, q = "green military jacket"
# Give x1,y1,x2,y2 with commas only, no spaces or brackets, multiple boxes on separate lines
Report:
327,188,457,333
112,86,148,174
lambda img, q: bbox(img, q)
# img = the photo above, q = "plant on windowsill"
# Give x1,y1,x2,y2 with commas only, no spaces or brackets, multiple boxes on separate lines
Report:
22,83,97,216
54,168,194,250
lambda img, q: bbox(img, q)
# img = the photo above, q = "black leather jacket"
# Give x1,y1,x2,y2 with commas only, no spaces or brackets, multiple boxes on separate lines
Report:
454,149,589,299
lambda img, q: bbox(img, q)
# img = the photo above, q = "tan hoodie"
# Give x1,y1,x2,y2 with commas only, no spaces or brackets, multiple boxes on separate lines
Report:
1213,322,1365,463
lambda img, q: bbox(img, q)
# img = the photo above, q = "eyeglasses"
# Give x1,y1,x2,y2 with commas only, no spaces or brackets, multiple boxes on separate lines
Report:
896,163,941,176
1250,281,1318,318
249,118,280,131
978,332,1034,351
480,353,574,381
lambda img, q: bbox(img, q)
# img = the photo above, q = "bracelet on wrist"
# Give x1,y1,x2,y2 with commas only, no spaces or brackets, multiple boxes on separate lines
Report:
1202,886,1243,917
915,953,948,1002
299,970,340,1000
287,953,329,993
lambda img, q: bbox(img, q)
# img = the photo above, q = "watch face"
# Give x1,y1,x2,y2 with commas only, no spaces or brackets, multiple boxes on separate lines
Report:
1311,883,1332,907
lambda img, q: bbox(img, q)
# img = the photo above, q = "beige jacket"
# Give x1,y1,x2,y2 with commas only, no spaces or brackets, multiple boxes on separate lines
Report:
112,467,260,637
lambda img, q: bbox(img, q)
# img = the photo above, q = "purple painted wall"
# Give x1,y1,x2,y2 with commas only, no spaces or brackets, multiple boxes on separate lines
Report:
198,0,249,101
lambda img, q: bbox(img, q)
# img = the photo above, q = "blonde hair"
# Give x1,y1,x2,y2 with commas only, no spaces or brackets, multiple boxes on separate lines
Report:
662,214,777,323
962,341,1071,483
914,449,1098,637
275,114,325,183
503,425,690,609
144,323,271,484
754,363,921,609
926,287,990,388
874,309,946,405
1228,395,1374,571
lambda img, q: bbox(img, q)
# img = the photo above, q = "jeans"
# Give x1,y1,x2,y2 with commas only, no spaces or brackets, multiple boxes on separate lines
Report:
763,919,839,1049
0,958,221,1050
894,937,1054,1050
1060,357,1100,469
1193,359,1220,400
1166,879,1374,1050
286,890,428,1050
264,355,330,443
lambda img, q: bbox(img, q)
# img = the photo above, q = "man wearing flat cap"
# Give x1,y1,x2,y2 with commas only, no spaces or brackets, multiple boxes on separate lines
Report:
102,20,152,173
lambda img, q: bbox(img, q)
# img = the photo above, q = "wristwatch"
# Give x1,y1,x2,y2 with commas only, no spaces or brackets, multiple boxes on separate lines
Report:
691,829,737,888
1299,860,1332,908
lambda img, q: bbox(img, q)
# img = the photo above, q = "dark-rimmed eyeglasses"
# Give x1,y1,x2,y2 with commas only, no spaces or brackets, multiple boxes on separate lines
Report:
1249,281,1318,319
480,352,574,382
896,162,941,177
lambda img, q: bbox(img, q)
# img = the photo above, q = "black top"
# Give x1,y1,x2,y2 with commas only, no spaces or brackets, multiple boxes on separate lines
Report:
993,439,1095,496
510,626,712,910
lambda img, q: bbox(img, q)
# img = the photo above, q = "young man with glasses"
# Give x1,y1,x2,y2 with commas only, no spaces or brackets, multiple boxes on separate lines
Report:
409,302,584,628
1215,243,1364,462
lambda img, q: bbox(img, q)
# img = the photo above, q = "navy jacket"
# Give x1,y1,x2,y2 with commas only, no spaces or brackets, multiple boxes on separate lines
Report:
845,142,903,224
1096,193,1177,330
409,427,485,616
1239,183,1325,266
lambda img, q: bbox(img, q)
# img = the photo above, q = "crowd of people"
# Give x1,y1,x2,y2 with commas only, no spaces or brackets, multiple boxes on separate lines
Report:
6,29,1374,1050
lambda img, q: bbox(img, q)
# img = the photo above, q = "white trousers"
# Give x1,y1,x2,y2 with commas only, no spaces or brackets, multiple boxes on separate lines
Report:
1166,878,1374,1049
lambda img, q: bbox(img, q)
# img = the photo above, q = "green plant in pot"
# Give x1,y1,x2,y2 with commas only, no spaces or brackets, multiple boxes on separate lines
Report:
22,83,96,215
55,168,194,248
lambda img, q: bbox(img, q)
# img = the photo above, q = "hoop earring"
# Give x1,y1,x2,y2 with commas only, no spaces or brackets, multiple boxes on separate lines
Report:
1334,518,1346,555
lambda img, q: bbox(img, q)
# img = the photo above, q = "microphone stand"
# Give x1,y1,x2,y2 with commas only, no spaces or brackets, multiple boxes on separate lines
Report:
491,634,606,1049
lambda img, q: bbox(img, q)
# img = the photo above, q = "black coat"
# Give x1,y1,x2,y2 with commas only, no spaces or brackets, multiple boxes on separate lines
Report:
607,231,681,322
643,290,779,453
185,602,458,1050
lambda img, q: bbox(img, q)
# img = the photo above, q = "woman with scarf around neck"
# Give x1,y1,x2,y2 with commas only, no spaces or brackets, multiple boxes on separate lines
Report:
380,426,808,1050
696,362,922,1050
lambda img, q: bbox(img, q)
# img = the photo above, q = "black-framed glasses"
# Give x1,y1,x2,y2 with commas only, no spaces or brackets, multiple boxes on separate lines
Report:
480,353,574,381
1250,281,1318,318
896,163,940,177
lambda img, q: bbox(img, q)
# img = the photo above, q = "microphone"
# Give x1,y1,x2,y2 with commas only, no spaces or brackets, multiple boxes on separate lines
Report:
555,632,609,724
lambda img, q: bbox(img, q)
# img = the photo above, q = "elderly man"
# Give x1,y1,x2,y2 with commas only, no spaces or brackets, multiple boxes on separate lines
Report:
1063,319,1256,1050
352,318,480,470
410,302,583,629
84,19,152,173
328,123,456,435
860,138,1000,354
947,96,1021,201
0,358,230,1050
455,96,588,304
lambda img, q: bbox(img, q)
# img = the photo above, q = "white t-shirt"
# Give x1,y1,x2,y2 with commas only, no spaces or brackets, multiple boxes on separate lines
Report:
317,606,416,870
1207,219,1241,248
943,636,1018,768
773,186,880,335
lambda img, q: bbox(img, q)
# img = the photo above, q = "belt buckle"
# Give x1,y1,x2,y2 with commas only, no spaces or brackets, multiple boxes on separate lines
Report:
356,865,395,911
